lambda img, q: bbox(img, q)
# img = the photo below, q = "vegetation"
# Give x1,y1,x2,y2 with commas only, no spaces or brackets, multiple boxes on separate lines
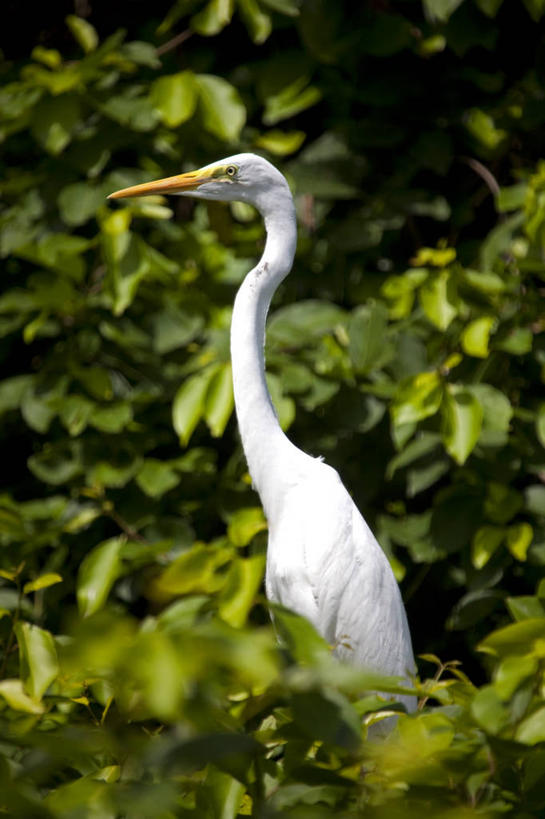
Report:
1,0,545,815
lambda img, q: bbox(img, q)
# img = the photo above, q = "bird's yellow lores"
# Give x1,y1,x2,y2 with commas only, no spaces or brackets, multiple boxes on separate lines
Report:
108,154,416,722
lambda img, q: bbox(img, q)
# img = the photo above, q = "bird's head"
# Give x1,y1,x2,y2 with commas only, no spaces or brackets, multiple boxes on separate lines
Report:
107,153,289,211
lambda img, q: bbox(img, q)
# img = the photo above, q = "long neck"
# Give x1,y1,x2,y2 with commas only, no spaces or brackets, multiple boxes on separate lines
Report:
231,191,299,515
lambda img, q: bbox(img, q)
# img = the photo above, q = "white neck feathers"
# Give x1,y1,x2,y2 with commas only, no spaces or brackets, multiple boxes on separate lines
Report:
230,186,298,513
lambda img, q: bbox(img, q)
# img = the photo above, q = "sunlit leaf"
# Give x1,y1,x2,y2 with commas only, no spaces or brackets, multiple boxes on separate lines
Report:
23,573,63,594
238,0,272,43
263,75,322,126
227,507,267,546
0,679,44,714
66,15,99,52
254,129,305,155
15,622,59,699
196,75,246,141
77,537,124,616
419,269,458,330
391,371,443,427
506,522,533,561
136,459,180,498
461,316,496,358
441,385,483,464
471,526,504,570
150,72,198,128
204,362,234,438
218,554,266,627
172,366,219,446
192,0,234,35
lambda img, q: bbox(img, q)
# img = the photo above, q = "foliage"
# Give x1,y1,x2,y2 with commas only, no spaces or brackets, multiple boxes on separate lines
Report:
1,0,545,815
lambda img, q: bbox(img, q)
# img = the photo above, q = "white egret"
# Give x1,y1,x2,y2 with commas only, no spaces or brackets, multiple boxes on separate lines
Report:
108,154,416,714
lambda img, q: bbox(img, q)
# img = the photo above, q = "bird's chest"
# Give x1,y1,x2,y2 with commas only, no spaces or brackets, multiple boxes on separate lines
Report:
265,533,309,605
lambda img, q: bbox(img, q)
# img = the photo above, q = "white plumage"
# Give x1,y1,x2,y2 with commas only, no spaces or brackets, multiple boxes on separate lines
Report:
109,153,416,714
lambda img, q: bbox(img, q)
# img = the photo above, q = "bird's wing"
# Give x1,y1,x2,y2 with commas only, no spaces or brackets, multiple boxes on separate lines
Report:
267,460,414,680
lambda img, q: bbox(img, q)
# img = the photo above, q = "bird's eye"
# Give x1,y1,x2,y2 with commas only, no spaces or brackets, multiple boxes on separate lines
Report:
226,165,237,177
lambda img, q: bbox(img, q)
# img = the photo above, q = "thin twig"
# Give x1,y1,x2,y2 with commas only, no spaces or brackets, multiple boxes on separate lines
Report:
156,30,193,57
105,506,147,543
461,156,501,199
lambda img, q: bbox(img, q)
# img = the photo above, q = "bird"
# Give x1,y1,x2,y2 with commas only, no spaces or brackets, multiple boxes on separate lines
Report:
108,153,416,716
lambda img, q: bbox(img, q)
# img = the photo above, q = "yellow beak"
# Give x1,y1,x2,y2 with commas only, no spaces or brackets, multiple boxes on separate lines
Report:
107,167,212,199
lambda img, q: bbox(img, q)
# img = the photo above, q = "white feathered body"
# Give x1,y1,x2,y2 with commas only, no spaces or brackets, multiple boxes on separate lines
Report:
265,453,415,710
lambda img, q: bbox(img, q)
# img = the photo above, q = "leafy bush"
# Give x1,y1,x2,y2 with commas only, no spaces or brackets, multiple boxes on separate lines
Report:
1,0,545,815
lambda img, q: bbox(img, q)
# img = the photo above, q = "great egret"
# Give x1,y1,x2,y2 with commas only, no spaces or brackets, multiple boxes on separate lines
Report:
109,154,416,714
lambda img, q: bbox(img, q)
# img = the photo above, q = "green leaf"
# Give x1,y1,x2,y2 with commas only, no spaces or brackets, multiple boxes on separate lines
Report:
494,655,537,699
66,15,99,52
121,41,161,68
506,522,533,561
172,366,219,446
465,108,508,151
58,182,104,226
238,0,272,43
192,0,234,35
152,306,203,354
472,383,513,446
441,385,483,464
204,768,246,819
21,390,56,433
267,373,296,430
263,75,321,126
496,182,527,211
419,269,458,330
268,300,346,347
254,129,305,155
136,459,180,498
30,95,81,155
23,573,63,594
506,595,545,621
272,605,331,665
471,526,505,569
292,687,361,751
461,316,496,358
496,326,533,355
391,371,443,427
0,375,33,416
15,622,59,699
196,75,246,142
28,441,83,485
154,543,234,595
261,0,300,14
480,213,524,272
59,395,95,436
516,706,545,745
525,485,545,515
478,618,545,657
89,403,132,433
0,679,44,714
471,685,509,734
204,362,234,437
150,72,198,128
218,554,266,627
77,536,124,616
522,0,545,21
227,507,267,546
475,0,504,15
348,301,389,375
485,482,523,524
422,0,465,21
